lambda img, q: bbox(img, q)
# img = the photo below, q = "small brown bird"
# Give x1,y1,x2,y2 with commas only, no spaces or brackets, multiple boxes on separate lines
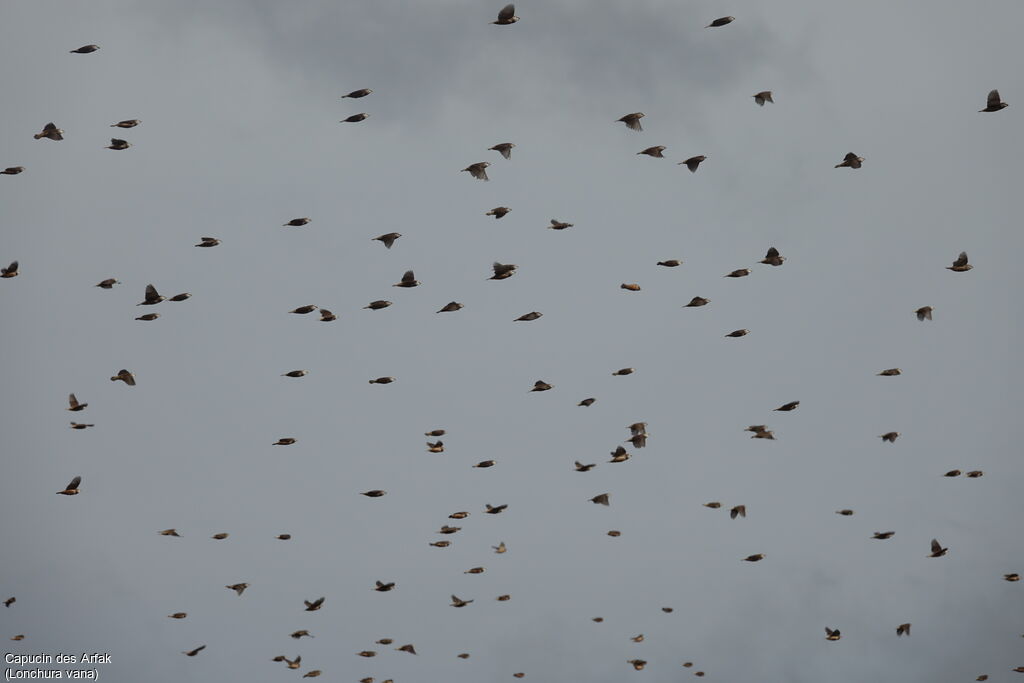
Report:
730,505,746,519
226,583,249,595
725,329,749,338
110,369,136,385
896,623,911,637
290,305,318,315
531,380,552,392
658,259,682,267
490,262,517,280
105,138,131,150
617,113,645,131
95,278,120,288
497,594,511,600
836,509,854,516
34,123,63,141
575,461,596,472
283,217,311,227
578,398,596,407
194,237,219,247
397,644,416,654
302,672,321,678
377,638,393,645
319,309,336,322
374,581,395,591
760,247,785,266
742,554,766,562
4,597,14,608
430,540,450,548
1005,574,1020,582
439,525,461,534
706,16,735,27
872,531,895,540
56,475,82,495
427,441,444,452
276,534,291,540
449,511,469,519
515,311,542,321
70,44,100,53
182,645,206,657
492,3,519,24
662,607,673,613
1,166,25,175
590,493,610,506
364,300,392,310
628,422,647,436
168,292,191,302
774,401,799,412
168,612,187,619
513,674,525,679
947,251,973,272
70,422,93,430
464,567,485,575
485,503,508,514
159,529,181,537
944,470,961,477
137,284,164,305
493,541,507,554
880,432,900,443
361,490,386,497
211,533,228,540
393,270,419,287
608,530,621,537
626,433,647,448
368,377,396,384
111,120,141,128
980,89,1008,112
487,207,511,219
612,368,634,376
489,142,515,159
548,219,573,230
638,145,667,158
753,91,774,106
704,502,722,509
929,538,948,557
915,306,933,321
342,88,373,98
745,425,768,434
450,595,473,607
592,617,604,623
725,268,750,278
437,301,463,313
975,677,989,681
621,283,641,291
67,393,88,412
462,162,490,180
341,113,368,123
965,470,984,478
628,659,647,671
282,370,308,378
877,368,902,376
458,653,471,659
835,152,863,169
372,232,401,248
679,155,707,173
609,446,631,463
684,296,710,307
135,313,159,321
824,627,841,641
10,635,24,641
473,460,496,468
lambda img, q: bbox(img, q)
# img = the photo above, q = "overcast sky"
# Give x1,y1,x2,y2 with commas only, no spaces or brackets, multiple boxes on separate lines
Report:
2,1,1022,681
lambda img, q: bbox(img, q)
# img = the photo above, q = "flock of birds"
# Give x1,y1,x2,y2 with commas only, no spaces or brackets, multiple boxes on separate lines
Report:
2,3,1020,682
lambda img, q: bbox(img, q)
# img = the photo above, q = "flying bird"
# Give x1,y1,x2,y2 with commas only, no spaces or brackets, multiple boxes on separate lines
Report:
462,162,490,180
69,422,93,430
67,394,87,412
168,292,191,302
616,113,645,131
548,219,573,230
679,155,707,173
835,152,863,169
760,247,785,266
450,595,474,607
290,305,318,314
896,623,911,637
437,301,463,313
1,166,25,175
168,612,187,619
135,313,159,321
226,583,249,595
362,490,386,497
684,297,710,307
396,644,416,654
877,368,902,376
485,503,508,514
929,539,948,557
725,268,750,278
612,368,634,376
56,475,82,495
915,306,933,321
70,44,100,53
725,329,749,338
284,217,311,227
342,89,373,98
574,461,596,472
95,278,120,288
979,89,1008,112
730,505,746,519
110,369,135,385
211,533,228,540
490,262,517,280
111,120,141,128
369,376,395,385
753,91,774,106
880,432,900,443
282,370,308,378
578,398,596,407
489,142,515,159
824,627,841,641
487,207,511,219
944,470,962,477
341,113,368,123
836,509,854,516
515,311,542,321
364,300,392,310
158,529,181,537
182,645,206,657
105,138,131,150
194,237,219,247
743,554,766,562
621,283,641,291
530,380,552,392
774,401,799,412
372,232,401,248
706,16,735,27
4,598,14,608
34,123,63,141
473,460,496,468
658,259,682,267
493,541,507,554
872,531,895,540
304,597,325,611
638,146,667,158
393,270,419,287
492,3,519,24
137,284,164,305
590,493,610,506
947,251,972,272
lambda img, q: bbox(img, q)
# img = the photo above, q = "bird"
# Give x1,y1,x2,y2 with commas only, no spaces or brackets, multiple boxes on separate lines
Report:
69,422,94,430
226,583,249,595
457,653,471,659
34,123,63,141
877,368,902,376
592,617,604,623
628,422,647,436
530,380,552,392
658,259,682,267
638,145,667,158
168,612,187,619
95,278,120,288
168,292,191,302
449,511,469,519
304,597,325,611
497,594,511,600
730,505,746,519
684,296,710,307
706,16,735,27
1,166,25,175
824,627,841,641
490,262,517,280
137,284,164,305
487,207,511,219
590,493,610,506
158,529,181,537
372,232,401,248
616,113,645,131
915,306,934,321
575,461,596,472
836,509,854,516
492,3,519,24
426,440,444,453
110,369,136,385
276,534,291,540
105,138,131,150
625,431,645,447
439,525,461,534
393,270,419,287
965,470,984,478
4,598,14,608
489,143,515,159
194,237,219,247
341,113,368,123
578,398,596,407
880,432,900,443
628,659,647,671
835,152,863,169
753,91,774,106
612,368,634,376
979,89,1008,112
10,635,24,641
67,394,87,412
774,401,799,412
450,595,473,607
725,268,750,278
362,490,386,497
376,639,393,645
485,503,508,514
745,425,768,434
631,634,644,643
947,251,973,272
135,313,159,321
70,44,100,53
437,301,463,313
548,219,573,230
430,541,450,548
342,88,373,98
396,644,416,654
742,554,766,562
369,377,395,384
929,539,949,557
211,533,228,540
896,623,911,636
464,567,485,574
493,542,507,554
679,155,708,172
621,283,641,291
283,217,311,227
725,329,749,338
515,311,542,321
872,531,895,540
473,460,496,468
111,120,141,128
944,470,962,477
364,300,392,310
662,607,674,613
282,370,308,378
290,305,318,314
703,502,722,509
55,476,82,496
302,672,321,678
462,162,490,180
608,446,631,463
1005,574,1020,582
182,645,206,657
760,247,785,266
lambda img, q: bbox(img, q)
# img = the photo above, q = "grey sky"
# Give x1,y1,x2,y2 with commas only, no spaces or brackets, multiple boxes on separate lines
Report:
2,1,1022,681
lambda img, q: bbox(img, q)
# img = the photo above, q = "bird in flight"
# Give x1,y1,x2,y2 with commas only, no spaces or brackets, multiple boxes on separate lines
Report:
979,89,1008,112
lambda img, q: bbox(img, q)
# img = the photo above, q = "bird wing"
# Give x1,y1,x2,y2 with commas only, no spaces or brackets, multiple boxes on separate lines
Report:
67,475,81,490
497,4,515,21
988,89,1001,108
401,270,416,284
930,539,942,553
145,284,160,302
952,251,968,267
